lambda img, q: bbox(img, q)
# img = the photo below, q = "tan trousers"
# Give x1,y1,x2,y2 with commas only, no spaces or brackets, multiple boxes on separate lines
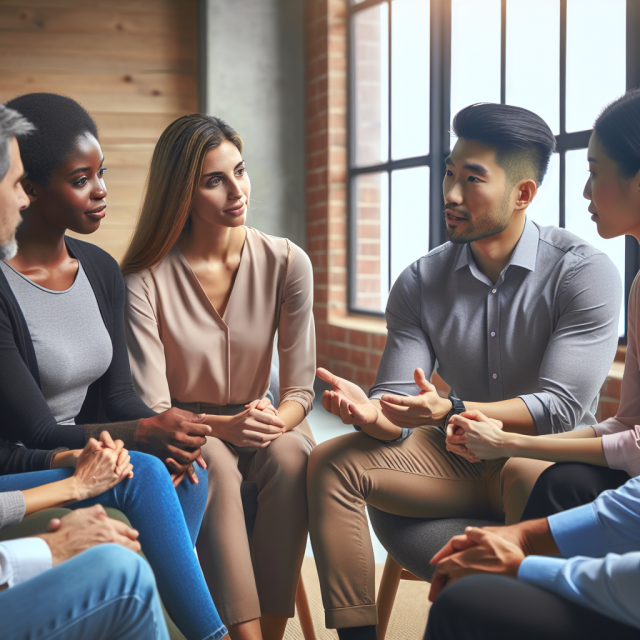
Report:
307,426,551,628
196,421,315,626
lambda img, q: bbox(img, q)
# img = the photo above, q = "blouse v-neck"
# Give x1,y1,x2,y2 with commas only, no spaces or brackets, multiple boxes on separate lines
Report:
175,227,248,322
124,226,316,413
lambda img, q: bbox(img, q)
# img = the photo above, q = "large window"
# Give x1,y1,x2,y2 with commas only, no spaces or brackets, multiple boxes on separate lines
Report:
348,0,638,339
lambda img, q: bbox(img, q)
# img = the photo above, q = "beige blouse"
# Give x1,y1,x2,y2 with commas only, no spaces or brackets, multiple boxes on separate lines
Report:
124,227,315,415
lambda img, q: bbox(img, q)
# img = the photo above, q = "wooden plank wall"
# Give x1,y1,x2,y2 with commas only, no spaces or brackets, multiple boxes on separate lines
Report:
0,0,198,259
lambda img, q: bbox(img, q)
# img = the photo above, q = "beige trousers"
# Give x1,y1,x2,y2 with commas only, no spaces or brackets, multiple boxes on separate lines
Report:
307,426,551,628
196,421,315,626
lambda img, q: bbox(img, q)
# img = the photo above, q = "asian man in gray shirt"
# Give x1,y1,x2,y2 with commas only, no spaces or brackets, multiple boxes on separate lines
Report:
307,103,622,639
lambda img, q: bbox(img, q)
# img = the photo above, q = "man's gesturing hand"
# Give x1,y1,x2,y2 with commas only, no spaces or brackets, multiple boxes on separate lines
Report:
38,504,141,566
380,368,452,428
316,367,379,426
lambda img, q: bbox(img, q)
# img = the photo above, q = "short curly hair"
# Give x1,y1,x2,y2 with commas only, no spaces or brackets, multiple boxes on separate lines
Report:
4,93,98,185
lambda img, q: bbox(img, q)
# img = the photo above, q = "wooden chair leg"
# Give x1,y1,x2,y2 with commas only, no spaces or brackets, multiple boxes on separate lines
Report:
376,554,403,640
296,576,316,640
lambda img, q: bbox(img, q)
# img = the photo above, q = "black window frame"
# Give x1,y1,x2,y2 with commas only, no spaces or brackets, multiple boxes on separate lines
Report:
348,0,640,343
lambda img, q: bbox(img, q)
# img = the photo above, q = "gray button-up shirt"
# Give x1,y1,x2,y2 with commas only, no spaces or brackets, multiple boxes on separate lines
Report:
370,219,622,434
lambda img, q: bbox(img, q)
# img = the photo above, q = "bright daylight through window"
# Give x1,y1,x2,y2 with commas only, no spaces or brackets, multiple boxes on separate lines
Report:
349,0,629,338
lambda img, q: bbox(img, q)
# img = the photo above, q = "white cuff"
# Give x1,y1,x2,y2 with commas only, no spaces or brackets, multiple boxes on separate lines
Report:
0,538,53,588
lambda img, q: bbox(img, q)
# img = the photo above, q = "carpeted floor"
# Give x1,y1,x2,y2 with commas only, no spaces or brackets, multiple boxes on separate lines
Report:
284,557,432,640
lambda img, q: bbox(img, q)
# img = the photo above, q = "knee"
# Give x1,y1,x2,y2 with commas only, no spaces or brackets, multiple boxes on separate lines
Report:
531,463,581,498
129,451,167,479
265,432,313,483
85,544,154,588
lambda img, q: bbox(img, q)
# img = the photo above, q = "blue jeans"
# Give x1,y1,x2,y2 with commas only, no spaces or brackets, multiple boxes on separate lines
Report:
0,452,227,640
0,544,169,640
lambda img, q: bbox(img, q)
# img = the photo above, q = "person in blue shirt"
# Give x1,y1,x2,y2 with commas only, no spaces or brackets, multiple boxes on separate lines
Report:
424,474,640,639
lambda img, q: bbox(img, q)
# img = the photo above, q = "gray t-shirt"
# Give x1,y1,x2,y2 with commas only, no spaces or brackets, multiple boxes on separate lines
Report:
1,261,113,425
370,219,622,435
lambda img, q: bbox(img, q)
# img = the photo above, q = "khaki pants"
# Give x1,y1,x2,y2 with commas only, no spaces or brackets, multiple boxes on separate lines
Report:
307,426,551,628
196,421,315,626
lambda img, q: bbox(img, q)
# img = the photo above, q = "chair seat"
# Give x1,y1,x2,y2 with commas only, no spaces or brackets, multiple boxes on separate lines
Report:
367,506,502,581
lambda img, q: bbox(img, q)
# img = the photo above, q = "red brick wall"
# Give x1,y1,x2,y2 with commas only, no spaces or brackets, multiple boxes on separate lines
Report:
304,0,624,418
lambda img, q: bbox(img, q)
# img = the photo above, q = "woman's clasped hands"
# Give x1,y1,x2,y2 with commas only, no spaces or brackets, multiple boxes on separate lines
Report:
209,397,287,448
445,410,511,463
53,431,134,500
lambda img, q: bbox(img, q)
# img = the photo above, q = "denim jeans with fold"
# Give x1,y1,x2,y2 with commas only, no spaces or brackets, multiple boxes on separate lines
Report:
0,451,227,640
0,544,169,640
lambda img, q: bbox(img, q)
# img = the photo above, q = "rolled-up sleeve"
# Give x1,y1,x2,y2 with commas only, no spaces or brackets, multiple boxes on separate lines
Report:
0,537,52,588
277,242,316,415
124,273,172,413
370,262,436,400
518,553,640,631
548,476,640,558
519,253,621,434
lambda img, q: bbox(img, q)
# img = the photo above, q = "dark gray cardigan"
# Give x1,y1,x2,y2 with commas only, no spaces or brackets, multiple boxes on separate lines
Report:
0,237,155,474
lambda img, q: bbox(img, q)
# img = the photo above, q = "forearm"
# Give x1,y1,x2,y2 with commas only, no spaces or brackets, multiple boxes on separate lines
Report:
360,400,403,441
202,414,228,439
21,477,82,516
464,398,537,435
50,450,81,470
277,400,305,432
518,517,561,557
504,431,607,466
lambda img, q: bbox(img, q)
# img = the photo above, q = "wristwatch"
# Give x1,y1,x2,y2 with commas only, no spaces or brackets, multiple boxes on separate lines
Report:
439,393,466,435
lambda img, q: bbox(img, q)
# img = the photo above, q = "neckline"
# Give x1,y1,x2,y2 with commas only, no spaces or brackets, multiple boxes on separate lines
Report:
174,226,249,322
1,259,84,295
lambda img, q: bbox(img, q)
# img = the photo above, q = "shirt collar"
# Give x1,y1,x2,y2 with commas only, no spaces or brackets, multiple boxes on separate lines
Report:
454,217,540,275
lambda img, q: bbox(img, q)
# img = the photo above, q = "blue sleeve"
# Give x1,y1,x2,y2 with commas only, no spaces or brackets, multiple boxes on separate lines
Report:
518,553,640,630
548,476,640,558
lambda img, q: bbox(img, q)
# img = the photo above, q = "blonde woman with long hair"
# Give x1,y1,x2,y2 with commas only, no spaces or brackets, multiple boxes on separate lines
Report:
120,114,316,640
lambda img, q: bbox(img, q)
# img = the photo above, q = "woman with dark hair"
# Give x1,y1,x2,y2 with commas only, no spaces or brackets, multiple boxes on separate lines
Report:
0,93,228,640
1,93,209,485
445,88,640,519
121,114,316,640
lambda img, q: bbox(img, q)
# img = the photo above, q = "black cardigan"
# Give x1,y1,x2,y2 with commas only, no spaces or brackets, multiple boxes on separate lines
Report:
0,237,155,474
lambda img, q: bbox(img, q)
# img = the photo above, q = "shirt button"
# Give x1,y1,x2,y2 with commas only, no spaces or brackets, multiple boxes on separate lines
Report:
491,288,497,294
491,331,496,337
492,373,497,379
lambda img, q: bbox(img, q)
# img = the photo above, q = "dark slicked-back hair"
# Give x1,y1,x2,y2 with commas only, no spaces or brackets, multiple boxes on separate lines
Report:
452,103,556,186
595,89,640,179
0,104,35,182
4,93,98,185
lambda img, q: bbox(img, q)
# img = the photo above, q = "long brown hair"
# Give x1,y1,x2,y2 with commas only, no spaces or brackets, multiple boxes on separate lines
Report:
120,114,242,276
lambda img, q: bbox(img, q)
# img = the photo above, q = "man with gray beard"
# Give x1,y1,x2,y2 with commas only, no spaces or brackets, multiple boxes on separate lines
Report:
0,105,31,259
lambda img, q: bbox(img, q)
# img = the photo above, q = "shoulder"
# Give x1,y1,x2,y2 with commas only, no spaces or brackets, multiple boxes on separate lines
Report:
394,242,459,290
246,227,312,272
536,223,613,266
535,224,621,297
66,237,120,274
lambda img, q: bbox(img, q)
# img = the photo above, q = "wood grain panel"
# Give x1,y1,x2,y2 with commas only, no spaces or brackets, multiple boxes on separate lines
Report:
0,0,198,259
0,6,195,35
